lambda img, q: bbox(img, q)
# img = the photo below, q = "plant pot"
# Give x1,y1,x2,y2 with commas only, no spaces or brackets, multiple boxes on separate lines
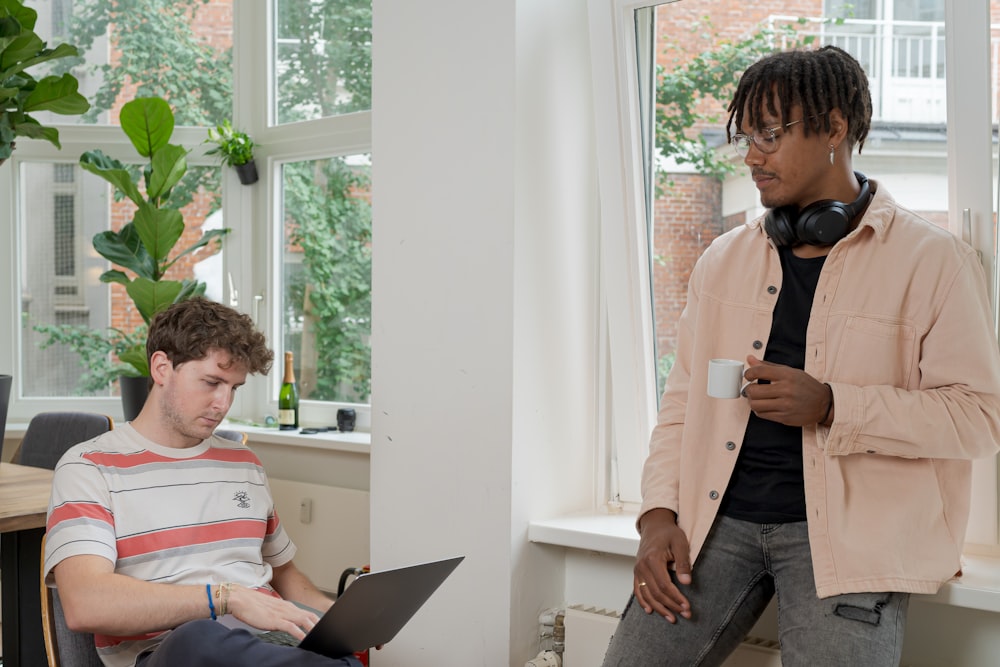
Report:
234,160,259,185
119,375,150,422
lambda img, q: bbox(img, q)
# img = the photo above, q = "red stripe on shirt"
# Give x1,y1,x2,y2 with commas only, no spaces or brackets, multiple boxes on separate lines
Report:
116,519,266,558
47,502,114,531
83,447,262,469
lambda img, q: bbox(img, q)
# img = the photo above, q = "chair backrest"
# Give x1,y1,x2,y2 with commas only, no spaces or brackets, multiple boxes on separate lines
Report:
16,412,114,470
41,536,105,667
28,413,113,667
0,374,11,443
215,428,248,445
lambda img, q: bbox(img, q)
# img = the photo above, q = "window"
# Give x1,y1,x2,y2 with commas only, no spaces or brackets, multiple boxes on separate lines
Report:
591,0,1000,550
0,0,372,429
273,0,372,123
278,155,372,405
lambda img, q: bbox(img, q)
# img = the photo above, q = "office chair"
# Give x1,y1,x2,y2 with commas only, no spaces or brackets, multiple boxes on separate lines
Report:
17,412,114,667
215,429,248,445
13,412,114,470
40,535,105,667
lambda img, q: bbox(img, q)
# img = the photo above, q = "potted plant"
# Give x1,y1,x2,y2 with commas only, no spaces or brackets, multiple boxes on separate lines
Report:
79,95,230,416
0,0,90,166
204,119,258,184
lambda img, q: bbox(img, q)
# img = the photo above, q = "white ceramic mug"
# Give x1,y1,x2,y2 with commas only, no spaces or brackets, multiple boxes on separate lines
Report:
707,358,749,399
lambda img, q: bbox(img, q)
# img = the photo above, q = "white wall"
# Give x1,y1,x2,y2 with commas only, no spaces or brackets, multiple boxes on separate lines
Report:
371,0,599,664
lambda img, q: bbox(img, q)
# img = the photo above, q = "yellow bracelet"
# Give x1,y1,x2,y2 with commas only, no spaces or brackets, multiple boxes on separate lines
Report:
220,582,232,616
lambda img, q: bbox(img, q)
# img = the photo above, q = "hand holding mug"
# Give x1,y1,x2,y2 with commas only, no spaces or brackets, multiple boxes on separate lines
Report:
706,359,752,399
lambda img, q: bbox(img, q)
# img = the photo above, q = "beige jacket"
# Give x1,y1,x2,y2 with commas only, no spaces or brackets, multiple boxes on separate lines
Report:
640,180,1000,598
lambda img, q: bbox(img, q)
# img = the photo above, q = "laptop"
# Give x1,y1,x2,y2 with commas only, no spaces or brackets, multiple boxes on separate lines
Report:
224,556,464,658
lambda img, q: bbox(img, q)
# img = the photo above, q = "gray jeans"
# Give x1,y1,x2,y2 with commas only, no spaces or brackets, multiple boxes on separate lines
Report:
601,516,909,667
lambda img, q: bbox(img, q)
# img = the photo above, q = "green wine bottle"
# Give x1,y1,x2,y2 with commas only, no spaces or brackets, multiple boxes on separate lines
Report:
278,351,299,430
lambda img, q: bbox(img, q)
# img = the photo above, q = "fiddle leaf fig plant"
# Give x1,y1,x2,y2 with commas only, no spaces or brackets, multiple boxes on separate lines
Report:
79,95,230,376
0,0,90,163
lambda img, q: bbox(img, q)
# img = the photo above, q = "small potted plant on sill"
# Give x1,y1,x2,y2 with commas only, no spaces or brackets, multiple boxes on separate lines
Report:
0,0,91,166
205,119,258,185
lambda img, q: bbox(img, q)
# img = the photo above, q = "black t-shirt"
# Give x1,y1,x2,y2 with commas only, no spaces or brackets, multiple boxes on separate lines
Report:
718,246,826,523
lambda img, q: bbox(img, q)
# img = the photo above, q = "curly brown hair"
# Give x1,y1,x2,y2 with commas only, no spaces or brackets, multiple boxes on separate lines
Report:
146,297,273,374
726,45,872,153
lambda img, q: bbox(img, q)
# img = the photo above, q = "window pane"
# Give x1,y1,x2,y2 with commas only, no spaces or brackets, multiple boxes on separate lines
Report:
279,156,372,404
20,162,224,398
29,0,233,127
273,0,373,124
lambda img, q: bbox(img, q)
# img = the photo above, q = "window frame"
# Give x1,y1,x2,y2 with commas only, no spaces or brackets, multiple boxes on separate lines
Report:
588,0,661,507
589,0,1000,551
233,2,373,431
0,2,373,432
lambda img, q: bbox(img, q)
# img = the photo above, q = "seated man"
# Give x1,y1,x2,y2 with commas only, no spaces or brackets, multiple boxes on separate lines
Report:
45,297,363,667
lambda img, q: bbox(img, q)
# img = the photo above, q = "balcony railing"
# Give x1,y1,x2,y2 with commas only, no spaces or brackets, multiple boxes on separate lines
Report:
769,16,1000,125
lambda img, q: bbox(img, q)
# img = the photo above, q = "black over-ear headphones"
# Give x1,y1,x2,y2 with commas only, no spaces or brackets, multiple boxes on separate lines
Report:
764,171,870,247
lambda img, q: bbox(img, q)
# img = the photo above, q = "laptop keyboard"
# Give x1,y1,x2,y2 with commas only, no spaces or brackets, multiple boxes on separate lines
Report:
257,630,301,647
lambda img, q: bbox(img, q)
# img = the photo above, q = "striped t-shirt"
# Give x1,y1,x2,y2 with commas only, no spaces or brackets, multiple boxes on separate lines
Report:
44,424,296,667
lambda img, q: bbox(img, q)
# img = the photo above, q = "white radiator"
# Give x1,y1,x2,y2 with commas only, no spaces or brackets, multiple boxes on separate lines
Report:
562,605,782,667
268,478,370,593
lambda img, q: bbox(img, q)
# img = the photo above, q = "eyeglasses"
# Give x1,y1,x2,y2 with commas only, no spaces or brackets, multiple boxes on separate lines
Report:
730,118,807,158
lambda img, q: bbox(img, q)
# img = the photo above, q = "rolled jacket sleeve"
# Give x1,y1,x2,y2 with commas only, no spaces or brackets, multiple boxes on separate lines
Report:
819,236,1000,460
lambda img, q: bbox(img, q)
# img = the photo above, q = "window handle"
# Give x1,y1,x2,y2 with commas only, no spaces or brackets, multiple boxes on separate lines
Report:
962,208,984,264
253,292,265,323
227,272,238,309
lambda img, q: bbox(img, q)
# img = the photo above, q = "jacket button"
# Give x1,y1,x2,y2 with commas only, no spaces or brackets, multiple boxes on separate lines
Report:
753,340,763,350
709,490,719,500
726,441,736,450
767,285,777,294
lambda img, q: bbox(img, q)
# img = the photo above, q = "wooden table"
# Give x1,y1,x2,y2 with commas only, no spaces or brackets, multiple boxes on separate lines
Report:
0,462,54,667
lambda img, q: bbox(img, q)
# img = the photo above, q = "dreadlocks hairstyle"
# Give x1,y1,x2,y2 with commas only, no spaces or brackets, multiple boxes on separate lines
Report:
726,45,873,153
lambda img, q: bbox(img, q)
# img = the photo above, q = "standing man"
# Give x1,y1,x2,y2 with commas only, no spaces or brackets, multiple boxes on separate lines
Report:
45,298,364,667
602,46,1000,666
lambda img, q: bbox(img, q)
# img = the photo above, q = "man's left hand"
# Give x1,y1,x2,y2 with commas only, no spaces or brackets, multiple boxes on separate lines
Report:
743,355,832,426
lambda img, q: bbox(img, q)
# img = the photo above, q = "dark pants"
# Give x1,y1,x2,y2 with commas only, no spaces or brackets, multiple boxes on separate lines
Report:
135,619,364,667
602,516,909,667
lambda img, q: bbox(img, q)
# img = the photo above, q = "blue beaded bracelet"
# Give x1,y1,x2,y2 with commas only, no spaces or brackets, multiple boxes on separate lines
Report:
206,584,216,620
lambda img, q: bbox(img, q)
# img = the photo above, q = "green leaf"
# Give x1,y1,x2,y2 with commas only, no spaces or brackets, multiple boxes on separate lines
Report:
164,227,230,270
92,224,157,280
118,344,150,377
176,279,207,303
146,143,188,200
125,276,184,324
0,0,36,32
11,116,59,147
133,202,184,264
80,150,145,205
120,97,174,158
0,32,41,73
97,269,130,286
22,73,91,115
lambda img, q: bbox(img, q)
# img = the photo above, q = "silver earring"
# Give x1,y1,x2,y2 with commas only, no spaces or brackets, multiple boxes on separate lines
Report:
829,145,835,165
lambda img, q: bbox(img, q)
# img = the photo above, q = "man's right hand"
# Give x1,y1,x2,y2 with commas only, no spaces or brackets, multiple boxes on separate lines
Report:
633,508,693,623
227,585,321,640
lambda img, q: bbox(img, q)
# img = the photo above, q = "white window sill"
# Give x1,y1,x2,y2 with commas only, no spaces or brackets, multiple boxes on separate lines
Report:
528,511,1000,614
230,422,371,454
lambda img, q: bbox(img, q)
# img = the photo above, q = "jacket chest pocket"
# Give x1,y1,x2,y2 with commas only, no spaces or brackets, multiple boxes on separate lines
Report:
832,316,916,387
